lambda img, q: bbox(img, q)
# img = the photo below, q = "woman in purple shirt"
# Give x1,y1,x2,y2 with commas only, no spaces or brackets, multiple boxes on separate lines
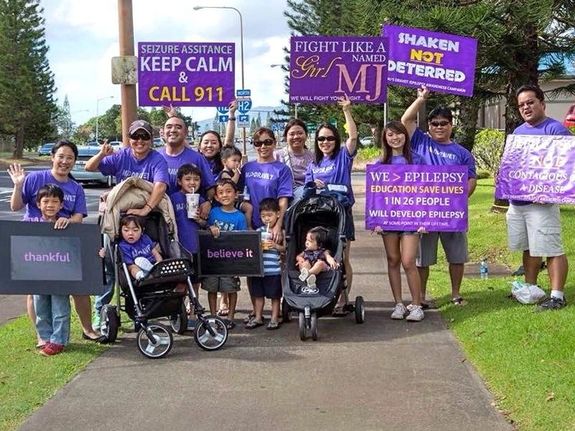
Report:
304,96,358,313
8,140,102,342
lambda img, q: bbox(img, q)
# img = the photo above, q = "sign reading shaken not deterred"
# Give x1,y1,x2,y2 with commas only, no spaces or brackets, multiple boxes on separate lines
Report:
289,36,388,104
138,42,235,107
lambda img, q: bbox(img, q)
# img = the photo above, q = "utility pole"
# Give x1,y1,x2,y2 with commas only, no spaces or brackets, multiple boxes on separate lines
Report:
117,0,137,146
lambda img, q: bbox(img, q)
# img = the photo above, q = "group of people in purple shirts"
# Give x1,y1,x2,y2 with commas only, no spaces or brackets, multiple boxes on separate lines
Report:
7,84,570,355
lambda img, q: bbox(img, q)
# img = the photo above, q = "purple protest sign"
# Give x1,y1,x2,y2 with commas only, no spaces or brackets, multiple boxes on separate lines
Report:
289,36,388,104
382,25,477,97
138,42,235,107
495,135,575,204
365,164,468,232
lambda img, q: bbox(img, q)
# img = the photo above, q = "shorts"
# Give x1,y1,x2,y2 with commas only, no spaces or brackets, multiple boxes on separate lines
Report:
344,207,355,241
248,274,282,299
506,203,564,257
201,276,241,293
417,232,468,267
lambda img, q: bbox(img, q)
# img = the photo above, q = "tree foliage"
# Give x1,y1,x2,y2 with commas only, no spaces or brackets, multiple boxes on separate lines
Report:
0,0,57,157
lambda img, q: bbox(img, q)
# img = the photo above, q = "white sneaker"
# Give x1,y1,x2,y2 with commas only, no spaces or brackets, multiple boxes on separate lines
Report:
299,268,309,281
390,303,407,320
406,304,424,322
306,274,316,287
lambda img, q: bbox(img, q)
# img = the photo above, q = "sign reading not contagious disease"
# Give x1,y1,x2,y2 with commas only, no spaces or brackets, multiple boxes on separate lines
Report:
289,36,389,104
138,42,235,107
198,231,263,277
365,164,469,232
0,221,105,295
496,135,575,204
382,25,477,97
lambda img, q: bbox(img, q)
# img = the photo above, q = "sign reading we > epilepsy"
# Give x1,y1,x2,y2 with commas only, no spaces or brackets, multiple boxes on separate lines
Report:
138,42,235,107
289,36,388,104
365,164,468,232
496,134,575,204
382,25,477,97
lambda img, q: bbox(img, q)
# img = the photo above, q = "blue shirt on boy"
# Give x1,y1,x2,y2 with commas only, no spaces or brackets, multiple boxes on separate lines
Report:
208,206,247,232
171,191,205,253
157,147,215,196
118,233,157,265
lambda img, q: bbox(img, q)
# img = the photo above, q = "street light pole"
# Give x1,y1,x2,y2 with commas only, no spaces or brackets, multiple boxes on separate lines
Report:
193,6,246,157
95,96,114,143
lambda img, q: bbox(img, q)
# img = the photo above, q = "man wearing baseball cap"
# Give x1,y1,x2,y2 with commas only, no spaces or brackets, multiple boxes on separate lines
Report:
85,119,169,217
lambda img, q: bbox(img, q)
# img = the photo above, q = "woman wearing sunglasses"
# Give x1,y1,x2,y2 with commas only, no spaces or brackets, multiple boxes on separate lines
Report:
240,127,294,237
304,95,358,315
85,119,169,218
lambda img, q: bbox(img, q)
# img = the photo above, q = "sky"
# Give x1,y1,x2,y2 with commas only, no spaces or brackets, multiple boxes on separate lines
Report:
42,0,292,126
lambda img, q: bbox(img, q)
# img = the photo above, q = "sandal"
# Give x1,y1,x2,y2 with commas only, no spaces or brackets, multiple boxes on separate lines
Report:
217,308,229,317
451,296,465,306
266,320,280,330
223,319,236,330
243,313,256,324
245,318,264,329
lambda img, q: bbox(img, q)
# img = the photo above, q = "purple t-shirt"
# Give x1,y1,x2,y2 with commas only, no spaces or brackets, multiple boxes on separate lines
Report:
274,147,314,187
99,147,170,185
118,233,157,265
411,129,476,178
304,147,356,205
158,147,215,196
387,152,426,165
171,191,205,253
21,170,87,219
511,117,572,205
240,160,293,228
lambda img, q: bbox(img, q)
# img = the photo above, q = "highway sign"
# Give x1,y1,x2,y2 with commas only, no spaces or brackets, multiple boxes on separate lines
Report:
218,115,229,123
236,89,251,97
237,99,252,114
216,106,229,114
238,114,250,128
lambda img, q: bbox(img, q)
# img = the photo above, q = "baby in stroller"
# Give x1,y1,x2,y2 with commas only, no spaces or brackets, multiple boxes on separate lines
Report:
117,214,163,281
297,226,339,294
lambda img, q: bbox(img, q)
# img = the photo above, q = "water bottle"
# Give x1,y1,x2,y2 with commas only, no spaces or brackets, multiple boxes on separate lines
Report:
480,259,489,279
243,185,250,202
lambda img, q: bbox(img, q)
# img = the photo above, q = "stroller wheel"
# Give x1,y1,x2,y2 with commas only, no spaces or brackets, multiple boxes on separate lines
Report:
194,316,228,351
281,298,291,323
136,324,173,359
100,305,119,343
310,313,318,341
169,302,189,335
355,296,366,324
298,312,307,341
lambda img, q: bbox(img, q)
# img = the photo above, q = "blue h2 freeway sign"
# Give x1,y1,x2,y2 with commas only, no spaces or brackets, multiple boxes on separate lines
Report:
237,99,252,114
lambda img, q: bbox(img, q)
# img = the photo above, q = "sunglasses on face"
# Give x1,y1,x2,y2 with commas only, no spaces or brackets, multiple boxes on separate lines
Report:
317,136,336,142
253,139,274,147
429,120,450,127
130,132,151,141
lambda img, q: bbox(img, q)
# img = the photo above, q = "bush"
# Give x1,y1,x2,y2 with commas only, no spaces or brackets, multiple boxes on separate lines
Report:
472,128,505,176
356,145,381,162
476,169,491,179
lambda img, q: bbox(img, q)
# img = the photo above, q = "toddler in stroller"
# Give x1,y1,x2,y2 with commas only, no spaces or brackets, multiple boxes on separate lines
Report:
282,193,365,341
98,177,229,358
296,226,339,294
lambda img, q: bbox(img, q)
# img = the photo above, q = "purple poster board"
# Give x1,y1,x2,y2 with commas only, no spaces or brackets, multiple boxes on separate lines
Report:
365,164,468,232
138,42,235,107
289,36,388,104
382,25,477,97
495,134,575,204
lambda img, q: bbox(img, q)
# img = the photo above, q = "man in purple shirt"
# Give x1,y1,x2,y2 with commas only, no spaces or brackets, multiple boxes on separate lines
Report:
402,85,477,307
85,120,169,217
509,85,571,310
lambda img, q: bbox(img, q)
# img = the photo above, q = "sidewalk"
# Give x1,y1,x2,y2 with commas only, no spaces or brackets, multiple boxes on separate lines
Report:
15,173,512,431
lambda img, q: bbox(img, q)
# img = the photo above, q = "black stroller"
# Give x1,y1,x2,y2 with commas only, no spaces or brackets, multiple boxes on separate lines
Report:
282,193,365,341
98,178,228,359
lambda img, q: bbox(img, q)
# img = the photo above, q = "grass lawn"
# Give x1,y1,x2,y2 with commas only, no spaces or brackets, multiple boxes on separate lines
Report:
426,179,575,431
0,314,109,431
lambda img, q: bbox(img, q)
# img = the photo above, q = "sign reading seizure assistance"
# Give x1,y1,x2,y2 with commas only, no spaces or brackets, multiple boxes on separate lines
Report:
382,25,477,97
289,36,388,104
138,42,235,107
198,231,263,277
0,221,105,295
365,164,468,232
496,135,575,204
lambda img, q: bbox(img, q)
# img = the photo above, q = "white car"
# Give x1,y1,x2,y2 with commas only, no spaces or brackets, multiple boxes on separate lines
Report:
360,136,375,146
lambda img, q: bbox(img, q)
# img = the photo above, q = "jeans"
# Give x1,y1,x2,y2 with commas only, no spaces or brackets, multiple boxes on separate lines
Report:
95,242,115,314
34,294,71,346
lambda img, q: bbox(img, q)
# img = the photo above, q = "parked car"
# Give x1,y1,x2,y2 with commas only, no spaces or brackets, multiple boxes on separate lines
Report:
153,137,164,148
360,136,375,146
38,143,55,156
71,146,113,187
563,104,575,128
